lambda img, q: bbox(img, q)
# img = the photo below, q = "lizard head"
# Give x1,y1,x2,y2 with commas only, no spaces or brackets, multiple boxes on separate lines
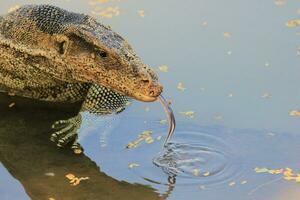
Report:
63,22,163,102
1,5,162,102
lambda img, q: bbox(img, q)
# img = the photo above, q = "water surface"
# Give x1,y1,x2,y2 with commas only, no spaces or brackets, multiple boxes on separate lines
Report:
0,0,300,200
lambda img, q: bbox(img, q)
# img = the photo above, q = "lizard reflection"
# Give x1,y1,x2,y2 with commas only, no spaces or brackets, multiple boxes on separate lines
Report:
0,94,163,200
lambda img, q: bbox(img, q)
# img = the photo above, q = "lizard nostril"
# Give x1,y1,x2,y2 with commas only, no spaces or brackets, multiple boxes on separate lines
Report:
149,91,155,96
141,78,152,87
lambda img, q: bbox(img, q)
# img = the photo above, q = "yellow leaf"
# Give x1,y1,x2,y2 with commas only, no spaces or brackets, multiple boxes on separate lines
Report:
223,32,231,38
179,111,195,118
286,19,300,28
177,82,186,91
203,172,210,176
159,119,168,124
128,163,140,169
192,169,200,176
65,174,76,180
289,110,300,116
138,10,145,18
158,65,169,72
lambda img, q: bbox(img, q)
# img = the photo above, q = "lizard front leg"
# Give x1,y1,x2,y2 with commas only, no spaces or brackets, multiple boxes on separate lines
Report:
50,84,129,153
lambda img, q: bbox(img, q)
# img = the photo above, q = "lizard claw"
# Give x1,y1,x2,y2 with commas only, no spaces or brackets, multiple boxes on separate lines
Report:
50,115,83,153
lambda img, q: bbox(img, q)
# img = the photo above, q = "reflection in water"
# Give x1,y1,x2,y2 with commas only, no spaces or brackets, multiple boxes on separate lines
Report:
0,94,161,200
153,128,243,186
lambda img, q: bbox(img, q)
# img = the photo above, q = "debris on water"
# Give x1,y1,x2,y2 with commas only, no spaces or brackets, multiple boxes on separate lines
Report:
145,136,154,144
177,82,186,91
91,6,120,18
128,163,140,169
213,114,223,121
261,92,272,99
201,21,208,27
158,95,176,146
228,182,236,186
228,93,234,98
289,110,300,116
274,0,286,6
144,107,150,112
192,169,200,176
8,102,15,108
74,148,83,155
241,180,248,185
45,172,55,177
199,185,206,190
265,62,271,67
126,130,153,149
158,65,169,72
286,19,300,28
65,173,90,186
255,167,300,183
88,0,109,5
223,32,231,38
159,119,168,124
137,10,145,18
179,111,195,118
203,171,210,177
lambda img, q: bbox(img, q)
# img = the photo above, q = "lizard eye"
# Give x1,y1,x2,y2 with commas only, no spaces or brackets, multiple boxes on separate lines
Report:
96,50,107,58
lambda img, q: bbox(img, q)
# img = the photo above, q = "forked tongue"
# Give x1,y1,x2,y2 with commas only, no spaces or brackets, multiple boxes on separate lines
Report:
158,95,176,147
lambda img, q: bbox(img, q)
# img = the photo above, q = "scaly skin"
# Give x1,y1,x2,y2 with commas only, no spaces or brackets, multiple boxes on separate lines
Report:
0,4,163,152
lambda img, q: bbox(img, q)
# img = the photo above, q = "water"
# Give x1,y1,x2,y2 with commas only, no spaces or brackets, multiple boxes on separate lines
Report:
0,0,300,200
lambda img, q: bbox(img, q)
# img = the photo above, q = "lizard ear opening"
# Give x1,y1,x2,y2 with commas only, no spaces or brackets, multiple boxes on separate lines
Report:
55,36,69,55
58,41,68,55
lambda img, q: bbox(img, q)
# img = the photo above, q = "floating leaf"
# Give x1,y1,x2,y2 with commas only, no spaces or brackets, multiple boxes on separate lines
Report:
137,10,145,18
192,169,200,176
65,174,89,186
265,62,270,67
91,6,120,18
8,102,15,108
179,111,195,118
286,19,300,28
201,21,208,27
128,163,140,169
159,119,168,124
274,0,286,6
261,92,271,99
158,65,169,72
45,172,55,177
145,136,154,144
289,110,300,116
177,82,186,91
203,172,210,176
229,182,236,186
255,167,269,173
223,32,231,38
126,130,153,149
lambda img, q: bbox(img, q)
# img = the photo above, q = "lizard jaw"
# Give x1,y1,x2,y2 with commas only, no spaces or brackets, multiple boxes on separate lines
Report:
133,93,158,102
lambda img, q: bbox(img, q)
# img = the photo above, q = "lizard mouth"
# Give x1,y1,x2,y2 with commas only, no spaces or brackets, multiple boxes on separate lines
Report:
133,93,159,102
131,84,163,102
